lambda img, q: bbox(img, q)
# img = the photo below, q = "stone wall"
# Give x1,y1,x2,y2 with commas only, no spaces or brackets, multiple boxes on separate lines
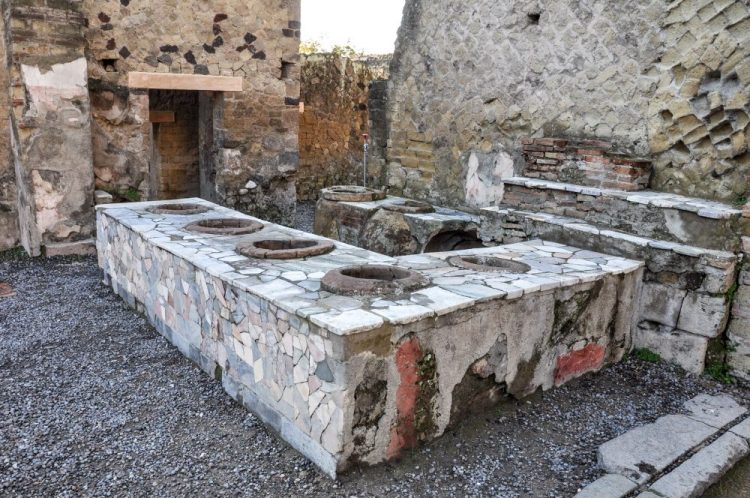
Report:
728,237,750,380
80,0,302,224
297,54,390,200
0,10,19,251
385,0,750,208
3,0,95,256
481,207,740,374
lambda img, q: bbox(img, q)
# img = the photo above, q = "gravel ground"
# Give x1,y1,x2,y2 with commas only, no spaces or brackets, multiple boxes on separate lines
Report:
293,201,317,234
1,249,749,497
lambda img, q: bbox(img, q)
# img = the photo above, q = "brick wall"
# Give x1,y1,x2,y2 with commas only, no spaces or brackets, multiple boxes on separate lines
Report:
0,11,19,251
297,54,390,200
521,138,652,191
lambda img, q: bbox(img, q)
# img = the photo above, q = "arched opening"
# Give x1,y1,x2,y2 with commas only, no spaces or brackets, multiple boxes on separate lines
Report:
423,230,484,253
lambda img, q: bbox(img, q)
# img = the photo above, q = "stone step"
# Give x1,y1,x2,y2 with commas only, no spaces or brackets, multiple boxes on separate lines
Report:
501,177,747,252
480,207,740,374
576,395,749,498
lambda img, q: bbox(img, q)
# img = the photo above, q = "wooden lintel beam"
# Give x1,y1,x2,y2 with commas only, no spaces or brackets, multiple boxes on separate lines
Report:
128,72,243,92
149,111,175,123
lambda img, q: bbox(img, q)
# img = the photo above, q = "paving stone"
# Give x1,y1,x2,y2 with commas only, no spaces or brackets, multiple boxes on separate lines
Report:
597,414,717,484
649,432,749,498
729,417,750,440
683,394,747,428
573,473,638,498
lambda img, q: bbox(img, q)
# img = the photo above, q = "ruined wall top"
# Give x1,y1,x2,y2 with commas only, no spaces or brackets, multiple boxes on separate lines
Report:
81,0,300,84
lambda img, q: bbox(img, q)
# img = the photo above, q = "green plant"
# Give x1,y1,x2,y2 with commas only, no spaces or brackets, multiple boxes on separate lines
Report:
733,194,748,207
0,246,27,261
635,348,661,363
123,187,141,202
299,40,322,54
331,44,363,59
705,362,736,385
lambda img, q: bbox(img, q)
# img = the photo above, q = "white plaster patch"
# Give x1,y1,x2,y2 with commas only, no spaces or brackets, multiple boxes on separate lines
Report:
21,58,88,114
465,150,514,208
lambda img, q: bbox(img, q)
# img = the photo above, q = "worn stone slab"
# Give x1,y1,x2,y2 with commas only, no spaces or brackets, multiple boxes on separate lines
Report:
371,304,434,325
598,414,717,484
94,190,113,204
683,394,747,429
310,310,384,336
410,286,475,315
44,239,97,257
573,473,638,498
730,417,750,440
649,432,749,498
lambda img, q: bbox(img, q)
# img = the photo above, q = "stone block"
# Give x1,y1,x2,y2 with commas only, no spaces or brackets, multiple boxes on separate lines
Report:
633,322,708,374
676,293,729,338
597,414,717,484
94,190,113,205
639,283,686,327
730,417,750,440
648,432,749,498
44,239,97,257
683,394,747,428
574,474,638,498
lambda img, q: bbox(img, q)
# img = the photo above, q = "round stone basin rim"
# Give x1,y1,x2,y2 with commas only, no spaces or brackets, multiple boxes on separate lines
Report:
321,264,430,296
320,185,387,202
148,203,210,215
383,199,435,214
237,238,335,260
185,218,264,235
448,255,532,274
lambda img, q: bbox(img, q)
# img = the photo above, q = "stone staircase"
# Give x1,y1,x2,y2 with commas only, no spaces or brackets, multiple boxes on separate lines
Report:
481,174,750,378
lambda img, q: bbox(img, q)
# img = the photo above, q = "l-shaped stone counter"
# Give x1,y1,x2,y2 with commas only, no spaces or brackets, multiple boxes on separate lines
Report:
97,198,643,477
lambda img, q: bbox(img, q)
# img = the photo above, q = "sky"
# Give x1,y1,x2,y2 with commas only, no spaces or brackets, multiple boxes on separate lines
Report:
301,0,406,54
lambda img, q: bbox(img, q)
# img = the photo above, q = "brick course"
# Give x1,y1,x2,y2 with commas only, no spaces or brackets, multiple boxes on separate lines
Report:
521,138,652,191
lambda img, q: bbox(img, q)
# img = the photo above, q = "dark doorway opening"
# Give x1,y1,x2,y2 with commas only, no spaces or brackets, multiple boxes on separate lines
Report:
148,90,217,201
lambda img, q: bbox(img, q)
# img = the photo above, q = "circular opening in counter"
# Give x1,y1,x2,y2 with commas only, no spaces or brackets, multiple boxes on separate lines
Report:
237,238,335,259
320,185,387,202
382,199,435,214
448,255,531,274
321,265,430,296
148,203,210,215
185,218,264,235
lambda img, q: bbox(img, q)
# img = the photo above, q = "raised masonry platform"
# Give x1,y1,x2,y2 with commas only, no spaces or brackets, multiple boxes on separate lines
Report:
97,198,643,477
314,187,482,256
